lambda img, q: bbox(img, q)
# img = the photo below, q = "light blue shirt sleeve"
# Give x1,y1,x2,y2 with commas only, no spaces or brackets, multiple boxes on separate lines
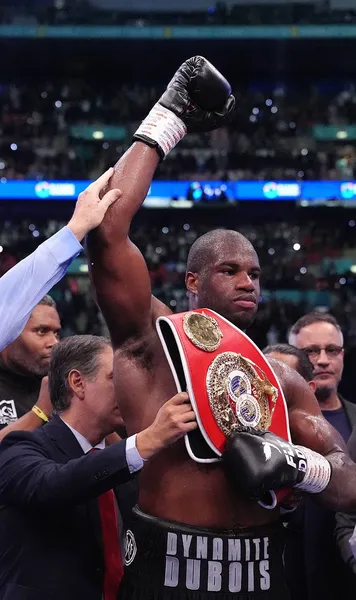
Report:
126,434,146,473
0,226,82,351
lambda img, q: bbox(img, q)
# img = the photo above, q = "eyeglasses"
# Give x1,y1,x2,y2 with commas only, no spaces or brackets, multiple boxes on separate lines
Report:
301,345,344,359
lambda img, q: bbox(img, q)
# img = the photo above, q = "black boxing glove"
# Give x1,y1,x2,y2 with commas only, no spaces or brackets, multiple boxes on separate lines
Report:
223,429,331,502
133,56,235,160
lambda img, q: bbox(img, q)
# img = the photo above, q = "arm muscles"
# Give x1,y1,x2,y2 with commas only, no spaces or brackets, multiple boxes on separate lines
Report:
270,358,356,510
87,143,160,346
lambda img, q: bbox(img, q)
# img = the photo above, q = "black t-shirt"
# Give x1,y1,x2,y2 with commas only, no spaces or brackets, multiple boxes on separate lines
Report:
0,359,41,430
285,403,354,600
303,405,353,600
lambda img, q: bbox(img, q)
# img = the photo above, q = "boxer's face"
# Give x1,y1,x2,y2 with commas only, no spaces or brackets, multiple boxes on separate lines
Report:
290,322,344,401
186,240,260,330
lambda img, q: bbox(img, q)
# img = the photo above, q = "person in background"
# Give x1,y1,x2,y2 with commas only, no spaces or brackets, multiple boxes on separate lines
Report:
0,295,60,441
335,431,356,582
0,334,197,600
288,312,356,443
263,343,314,600
263,343,315,388
288,312,356,600
0,167,121,352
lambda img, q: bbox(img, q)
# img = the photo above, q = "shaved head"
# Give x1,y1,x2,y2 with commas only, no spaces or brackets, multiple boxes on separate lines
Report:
186,229,257,275
185,229,261,330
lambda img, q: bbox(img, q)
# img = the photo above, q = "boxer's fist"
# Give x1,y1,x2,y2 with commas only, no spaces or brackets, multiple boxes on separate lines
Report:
223,429,331,501
160,56,235,133
133,56,235,159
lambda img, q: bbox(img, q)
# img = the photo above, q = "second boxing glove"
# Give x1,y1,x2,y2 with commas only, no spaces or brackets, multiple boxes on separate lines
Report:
133,56,235,160
223,429,331,501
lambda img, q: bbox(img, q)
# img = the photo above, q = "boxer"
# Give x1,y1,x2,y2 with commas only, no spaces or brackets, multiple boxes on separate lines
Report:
88,57,356,600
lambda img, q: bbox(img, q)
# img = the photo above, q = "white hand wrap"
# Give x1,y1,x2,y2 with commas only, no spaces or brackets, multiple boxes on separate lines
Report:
294,446,331,494
134,104,187,158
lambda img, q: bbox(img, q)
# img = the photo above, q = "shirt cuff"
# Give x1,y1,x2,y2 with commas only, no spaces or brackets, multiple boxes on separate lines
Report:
43,226,83,264
125,434,145,474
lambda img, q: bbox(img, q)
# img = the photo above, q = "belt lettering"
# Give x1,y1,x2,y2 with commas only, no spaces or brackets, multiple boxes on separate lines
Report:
196,536,208,559
164,556,179,587
166,532,177,556
260,560,271,590
182,534,193,557
212,538,223,561
186,559,200,590
253,538,261,561
207,561,222,592
264,536,269,559
228,539,241,562
248,561,254,592
245,538,251,561
163,533,271,593
229,562,242,592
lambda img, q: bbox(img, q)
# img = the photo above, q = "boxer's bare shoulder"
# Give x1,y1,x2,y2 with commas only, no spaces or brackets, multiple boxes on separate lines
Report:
268,356,345,454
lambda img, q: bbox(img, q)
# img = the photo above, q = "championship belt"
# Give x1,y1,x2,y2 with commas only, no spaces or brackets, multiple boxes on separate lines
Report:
156,308,292,509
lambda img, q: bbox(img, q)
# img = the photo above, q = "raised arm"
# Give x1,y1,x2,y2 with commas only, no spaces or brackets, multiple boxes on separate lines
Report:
87,144,160,346
87,57,235,347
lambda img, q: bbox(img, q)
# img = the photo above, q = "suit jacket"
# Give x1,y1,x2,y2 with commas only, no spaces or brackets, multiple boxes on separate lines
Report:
0,416,138,600
342,397,356,431
335,403,356,581
285,395,356,600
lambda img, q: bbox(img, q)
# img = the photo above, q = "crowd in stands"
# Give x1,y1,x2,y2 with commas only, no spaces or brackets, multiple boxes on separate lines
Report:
2,217,356,349
1,79,356,181
2,0,356,27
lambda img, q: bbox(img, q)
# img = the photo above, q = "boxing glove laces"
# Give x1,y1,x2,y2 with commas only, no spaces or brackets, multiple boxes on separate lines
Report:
133,56,235,160
223,429,332,502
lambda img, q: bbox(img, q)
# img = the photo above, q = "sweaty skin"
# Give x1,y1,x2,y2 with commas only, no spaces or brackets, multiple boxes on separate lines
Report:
88,142,356,529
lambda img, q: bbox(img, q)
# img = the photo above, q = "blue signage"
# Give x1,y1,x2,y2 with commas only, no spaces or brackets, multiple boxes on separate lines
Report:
0,179,355,203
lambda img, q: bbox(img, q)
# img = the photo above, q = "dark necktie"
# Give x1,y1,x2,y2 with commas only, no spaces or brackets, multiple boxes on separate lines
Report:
89,448,124,599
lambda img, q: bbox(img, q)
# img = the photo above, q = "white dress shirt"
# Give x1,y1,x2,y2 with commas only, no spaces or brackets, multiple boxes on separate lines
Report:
61,418,144,473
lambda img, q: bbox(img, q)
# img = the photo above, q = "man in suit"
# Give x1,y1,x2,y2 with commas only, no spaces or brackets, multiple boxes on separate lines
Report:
288,312,356,600
0,334,197,600
335,429,356,584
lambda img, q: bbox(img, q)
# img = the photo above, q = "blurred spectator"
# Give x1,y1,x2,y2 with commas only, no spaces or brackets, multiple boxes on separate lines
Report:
2,216,356,347
288,312,356,600
2,1,356,26
2,80,356,181
0,296,59,441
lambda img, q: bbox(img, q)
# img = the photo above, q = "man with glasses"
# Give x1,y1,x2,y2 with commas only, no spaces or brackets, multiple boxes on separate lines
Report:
288,312,356,600
288,312,356,437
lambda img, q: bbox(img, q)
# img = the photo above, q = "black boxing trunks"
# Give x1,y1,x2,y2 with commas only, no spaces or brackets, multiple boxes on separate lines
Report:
119,507,289,600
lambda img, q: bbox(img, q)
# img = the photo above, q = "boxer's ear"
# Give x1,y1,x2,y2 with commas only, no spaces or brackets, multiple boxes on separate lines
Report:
185,271,199,295
308,380,316,393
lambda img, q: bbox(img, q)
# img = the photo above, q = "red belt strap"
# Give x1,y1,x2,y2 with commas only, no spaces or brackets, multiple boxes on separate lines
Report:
156,308,292,508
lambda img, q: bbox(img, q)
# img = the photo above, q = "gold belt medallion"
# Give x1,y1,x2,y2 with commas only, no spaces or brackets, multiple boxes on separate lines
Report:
206,352,278,435
183,312,223,353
